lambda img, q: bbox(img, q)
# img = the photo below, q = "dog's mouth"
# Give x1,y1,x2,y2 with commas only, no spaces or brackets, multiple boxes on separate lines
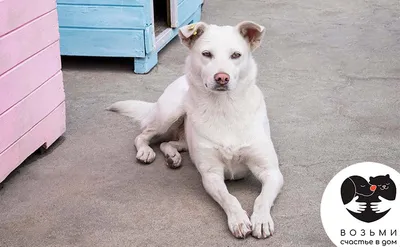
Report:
212,86,229,92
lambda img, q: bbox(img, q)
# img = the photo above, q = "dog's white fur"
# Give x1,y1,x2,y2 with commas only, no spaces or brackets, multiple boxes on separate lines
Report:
108,21,284,239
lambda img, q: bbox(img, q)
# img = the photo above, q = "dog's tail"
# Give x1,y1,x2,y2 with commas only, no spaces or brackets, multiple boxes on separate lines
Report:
107,100,155,128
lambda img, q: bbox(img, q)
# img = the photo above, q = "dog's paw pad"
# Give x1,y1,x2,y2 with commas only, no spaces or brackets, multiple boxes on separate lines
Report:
228,211,252,239
251,213,274,239
136,146,156,164
165,153,182,169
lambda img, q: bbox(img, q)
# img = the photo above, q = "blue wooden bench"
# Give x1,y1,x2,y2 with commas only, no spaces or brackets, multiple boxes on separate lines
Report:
56,0,203,73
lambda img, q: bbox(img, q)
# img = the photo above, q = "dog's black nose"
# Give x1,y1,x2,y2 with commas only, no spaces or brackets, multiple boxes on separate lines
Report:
214,72,230,85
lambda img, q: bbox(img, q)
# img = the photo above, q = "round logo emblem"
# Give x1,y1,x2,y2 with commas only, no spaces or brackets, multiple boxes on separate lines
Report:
321,162,400,246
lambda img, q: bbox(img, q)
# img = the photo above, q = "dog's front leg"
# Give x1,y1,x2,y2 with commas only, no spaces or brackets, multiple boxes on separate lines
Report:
199,163,252,238
247,145,284,239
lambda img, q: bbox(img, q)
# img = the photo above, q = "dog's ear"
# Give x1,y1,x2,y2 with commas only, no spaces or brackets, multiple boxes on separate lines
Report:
178,22,208,48
236,21,265,51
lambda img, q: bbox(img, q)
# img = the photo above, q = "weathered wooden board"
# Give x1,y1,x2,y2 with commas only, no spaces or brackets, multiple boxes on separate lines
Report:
59,28,145,57
0,42,61,114
56,0,145,6
0,102,66,183
0,72,65,153
0,0,56,36
57,4,147,28
0,10,59,75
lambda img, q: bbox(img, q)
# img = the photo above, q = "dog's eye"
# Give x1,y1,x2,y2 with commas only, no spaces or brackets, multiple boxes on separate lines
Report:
231,52,241,59
360,185,365,187
202,51,212,58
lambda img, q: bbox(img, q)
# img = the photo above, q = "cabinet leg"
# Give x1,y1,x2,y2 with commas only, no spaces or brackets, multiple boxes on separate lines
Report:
134,51,158,74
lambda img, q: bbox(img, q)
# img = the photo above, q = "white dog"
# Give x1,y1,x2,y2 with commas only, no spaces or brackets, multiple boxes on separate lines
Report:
108,21,284,239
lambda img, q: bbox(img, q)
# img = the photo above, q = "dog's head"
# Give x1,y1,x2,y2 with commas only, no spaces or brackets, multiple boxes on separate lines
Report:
179,21,265,93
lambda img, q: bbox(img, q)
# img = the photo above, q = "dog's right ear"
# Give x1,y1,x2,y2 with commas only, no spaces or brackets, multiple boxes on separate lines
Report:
178,22,207,48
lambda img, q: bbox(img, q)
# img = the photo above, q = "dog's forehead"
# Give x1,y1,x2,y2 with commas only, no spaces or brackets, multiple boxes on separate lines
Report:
206,24,237,35
198,25,245,48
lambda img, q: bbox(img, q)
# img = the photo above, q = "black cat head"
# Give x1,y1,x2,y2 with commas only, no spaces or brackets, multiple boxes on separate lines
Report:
369,174,396,200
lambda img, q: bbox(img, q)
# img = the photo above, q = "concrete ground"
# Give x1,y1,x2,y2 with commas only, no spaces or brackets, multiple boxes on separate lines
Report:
1,0,400,246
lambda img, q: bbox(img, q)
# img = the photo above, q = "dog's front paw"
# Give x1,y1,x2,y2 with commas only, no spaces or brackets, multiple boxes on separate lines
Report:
228,210,252,239
136,146,156,164
250,212,274,239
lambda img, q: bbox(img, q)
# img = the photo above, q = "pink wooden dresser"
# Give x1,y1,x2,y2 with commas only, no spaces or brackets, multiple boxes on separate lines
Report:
0,0,66,182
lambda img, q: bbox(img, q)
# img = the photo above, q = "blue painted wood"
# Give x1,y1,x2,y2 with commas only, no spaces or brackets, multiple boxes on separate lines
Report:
134,5,202,74
156,6,202,53
59,28,145,57
56,0,145,7
177,0,202,27
57,4,146,29
56,0,203,74
134,50,158,74
144,25,155,53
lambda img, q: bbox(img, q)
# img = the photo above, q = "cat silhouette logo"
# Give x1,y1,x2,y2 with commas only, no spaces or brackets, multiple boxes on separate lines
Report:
341,174,397,223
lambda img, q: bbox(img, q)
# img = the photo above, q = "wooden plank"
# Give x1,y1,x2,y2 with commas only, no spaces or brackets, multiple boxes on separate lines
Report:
144,25,155,53
0,0,56,36
59,28,145,57
0,102,66,183
0,42,61,114
56,0,145,6
170,0,179,28
0,72,65,153
0,10,59,75
57,4,146,29
177,0,202,27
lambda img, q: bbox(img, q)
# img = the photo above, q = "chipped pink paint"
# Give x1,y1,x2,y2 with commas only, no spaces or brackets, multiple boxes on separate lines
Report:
0,1,65,183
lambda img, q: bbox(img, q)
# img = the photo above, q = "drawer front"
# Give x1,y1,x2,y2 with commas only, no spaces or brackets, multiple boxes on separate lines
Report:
57,4,147,29
59,28,145,57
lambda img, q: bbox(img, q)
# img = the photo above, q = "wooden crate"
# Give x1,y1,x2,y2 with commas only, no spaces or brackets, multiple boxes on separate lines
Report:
0,0,66,183
56,0,203,74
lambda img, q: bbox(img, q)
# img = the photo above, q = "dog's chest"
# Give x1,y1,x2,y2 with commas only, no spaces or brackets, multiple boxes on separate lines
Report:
216,144,250,180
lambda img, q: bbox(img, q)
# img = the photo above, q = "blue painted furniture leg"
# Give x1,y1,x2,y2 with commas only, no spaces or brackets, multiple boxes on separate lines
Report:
134,51,158,74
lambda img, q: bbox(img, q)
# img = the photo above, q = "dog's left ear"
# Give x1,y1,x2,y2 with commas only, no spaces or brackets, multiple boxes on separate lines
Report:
179,22,208,48
236,21,265,51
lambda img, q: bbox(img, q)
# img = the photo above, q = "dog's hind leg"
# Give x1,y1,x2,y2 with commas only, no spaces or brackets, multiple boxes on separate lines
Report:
159,122,187,168
160,139,187,169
